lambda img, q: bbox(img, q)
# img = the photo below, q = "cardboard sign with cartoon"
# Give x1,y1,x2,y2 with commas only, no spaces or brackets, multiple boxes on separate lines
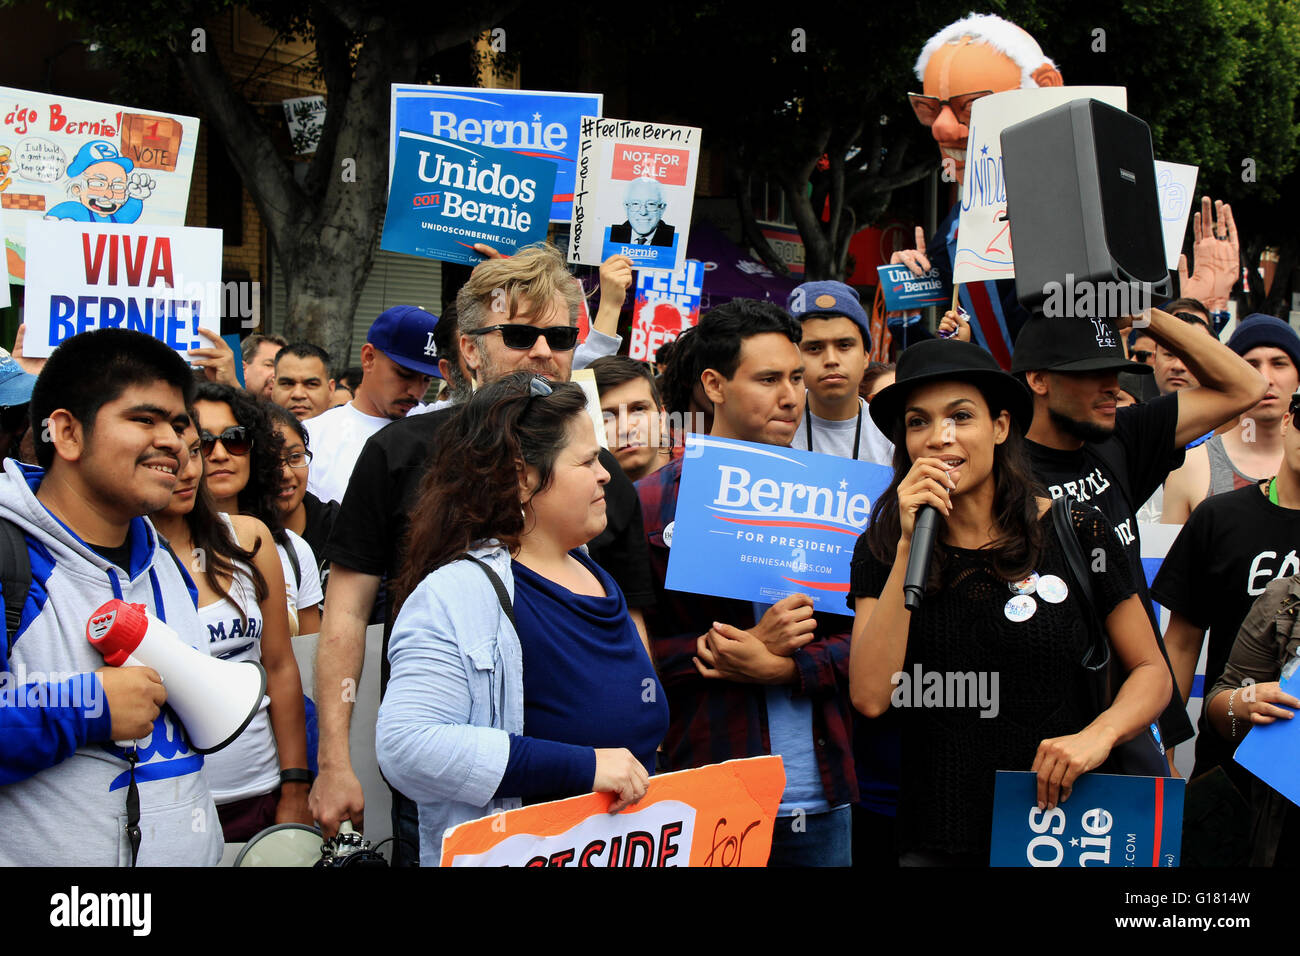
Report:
0,87,197,284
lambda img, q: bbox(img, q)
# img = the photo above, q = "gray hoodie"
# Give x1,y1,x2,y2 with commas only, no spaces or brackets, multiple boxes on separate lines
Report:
0,459,222,866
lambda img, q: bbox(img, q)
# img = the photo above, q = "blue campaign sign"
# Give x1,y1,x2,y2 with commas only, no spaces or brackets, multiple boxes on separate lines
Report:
989,770,1184,867
390,85,601,223
603,228,680,272
1234,669,1300,806
876,263,949,311
380,131,555,267
664,435,893,612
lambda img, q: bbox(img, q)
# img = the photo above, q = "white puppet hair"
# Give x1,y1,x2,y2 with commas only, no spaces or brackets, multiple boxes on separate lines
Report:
914,12,1057,88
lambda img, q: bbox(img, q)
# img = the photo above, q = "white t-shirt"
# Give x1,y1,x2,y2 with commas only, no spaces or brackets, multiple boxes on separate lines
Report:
200,516,278,805
789,397,894,465
304,402,393,504
276,529,324,636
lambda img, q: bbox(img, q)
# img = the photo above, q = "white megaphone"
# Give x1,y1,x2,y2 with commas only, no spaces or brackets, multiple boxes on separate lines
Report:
85,599,266,754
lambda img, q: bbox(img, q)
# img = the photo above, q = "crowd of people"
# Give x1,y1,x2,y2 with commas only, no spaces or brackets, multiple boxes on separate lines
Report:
2,224,1298,869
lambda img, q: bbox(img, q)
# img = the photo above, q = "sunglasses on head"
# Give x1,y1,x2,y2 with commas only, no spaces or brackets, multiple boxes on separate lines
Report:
907,90,993,127
468,324,579,352
200,426,252,457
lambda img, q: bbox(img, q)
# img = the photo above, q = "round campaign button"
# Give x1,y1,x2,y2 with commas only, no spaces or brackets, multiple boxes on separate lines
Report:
1036,574,1068,604
662,520,674,548
1008,571,1040,596
1004,594,1037,623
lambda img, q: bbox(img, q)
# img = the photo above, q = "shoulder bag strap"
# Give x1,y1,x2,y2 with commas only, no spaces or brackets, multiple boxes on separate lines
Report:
462,554,517,629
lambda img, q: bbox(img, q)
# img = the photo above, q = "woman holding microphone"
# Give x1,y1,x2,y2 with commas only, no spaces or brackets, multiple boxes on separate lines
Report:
847,339,1170,865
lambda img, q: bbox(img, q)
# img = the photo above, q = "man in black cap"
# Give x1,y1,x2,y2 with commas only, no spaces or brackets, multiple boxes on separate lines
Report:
1011,309,1265,755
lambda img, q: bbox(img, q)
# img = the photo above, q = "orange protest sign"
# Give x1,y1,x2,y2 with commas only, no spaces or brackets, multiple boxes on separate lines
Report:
440,756,785,867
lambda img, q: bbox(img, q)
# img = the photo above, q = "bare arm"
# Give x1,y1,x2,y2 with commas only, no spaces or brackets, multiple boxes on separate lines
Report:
1135,308,1265,446
1163,610,1206,705
307,565,380,836
1160,445,1209,525
848,552,912,717
243,523,311,824
628,606,650,660
1033,594,1172,808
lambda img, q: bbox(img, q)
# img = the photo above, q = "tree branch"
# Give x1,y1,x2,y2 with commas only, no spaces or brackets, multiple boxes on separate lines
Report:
172,28,304,241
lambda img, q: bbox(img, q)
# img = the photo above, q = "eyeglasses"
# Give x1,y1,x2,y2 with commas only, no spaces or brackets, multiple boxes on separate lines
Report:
279,450,313,470
907,90,993,127
625,200,665,212
529,377,553,398
467,324,580,352
1131,350,1155,363
200,426,252,457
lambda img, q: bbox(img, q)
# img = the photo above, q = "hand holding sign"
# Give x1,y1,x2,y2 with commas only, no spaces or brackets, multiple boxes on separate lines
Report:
1235,680,1300,726
890,226,932,278
1178,195,1239,309
1031,727,1115,810
12,324,45,376
593,748,650,814
188,326,239,386
937,309,972,342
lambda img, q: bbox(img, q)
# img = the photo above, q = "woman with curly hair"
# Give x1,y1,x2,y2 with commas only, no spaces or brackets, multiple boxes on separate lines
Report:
376,373,667,866
194,383,323,636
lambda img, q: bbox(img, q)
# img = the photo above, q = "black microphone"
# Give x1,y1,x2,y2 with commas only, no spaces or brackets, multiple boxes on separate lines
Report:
903,505,941,611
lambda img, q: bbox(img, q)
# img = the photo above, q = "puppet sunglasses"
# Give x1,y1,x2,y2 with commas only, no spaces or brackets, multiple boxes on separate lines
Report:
907,90,993,127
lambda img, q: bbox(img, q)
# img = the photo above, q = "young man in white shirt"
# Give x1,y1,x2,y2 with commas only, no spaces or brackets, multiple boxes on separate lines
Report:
787,281,894,465
305,305,438,504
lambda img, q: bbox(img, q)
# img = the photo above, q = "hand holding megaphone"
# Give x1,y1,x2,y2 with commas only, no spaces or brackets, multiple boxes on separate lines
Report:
86,600,266,754
93,665,167,741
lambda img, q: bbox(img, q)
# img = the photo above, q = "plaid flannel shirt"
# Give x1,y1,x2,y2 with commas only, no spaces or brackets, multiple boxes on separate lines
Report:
635,458,857,807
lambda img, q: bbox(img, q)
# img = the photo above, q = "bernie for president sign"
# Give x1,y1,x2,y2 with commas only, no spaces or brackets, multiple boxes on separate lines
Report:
665,435,893,612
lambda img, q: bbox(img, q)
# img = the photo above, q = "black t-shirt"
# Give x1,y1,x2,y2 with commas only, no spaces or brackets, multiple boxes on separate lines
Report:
1152,483,1300,781
323,406,655,632
849,506,1135,857
1025,392,1193,747
301,492,338,562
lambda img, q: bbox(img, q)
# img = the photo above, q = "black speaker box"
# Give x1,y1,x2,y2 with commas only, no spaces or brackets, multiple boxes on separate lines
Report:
1002,98,1170,318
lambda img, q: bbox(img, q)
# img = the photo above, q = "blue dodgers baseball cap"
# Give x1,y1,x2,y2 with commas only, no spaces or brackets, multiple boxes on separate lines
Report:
0,348,37,407
367,305,442,378
787,280,872,351
66,141,134,178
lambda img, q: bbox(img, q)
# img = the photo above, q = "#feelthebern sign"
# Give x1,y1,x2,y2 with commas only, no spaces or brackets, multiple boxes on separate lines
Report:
665,435,892,611
390,85,601,223
380,130,554,266
876,263,949,311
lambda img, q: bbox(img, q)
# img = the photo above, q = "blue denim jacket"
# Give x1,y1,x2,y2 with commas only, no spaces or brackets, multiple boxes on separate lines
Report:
375,543,523,866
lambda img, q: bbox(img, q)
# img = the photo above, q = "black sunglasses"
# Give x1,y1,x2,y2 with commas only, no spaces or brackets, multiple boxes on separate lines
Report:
200,426,252,457
1131,349,1155,363
468,324,579,352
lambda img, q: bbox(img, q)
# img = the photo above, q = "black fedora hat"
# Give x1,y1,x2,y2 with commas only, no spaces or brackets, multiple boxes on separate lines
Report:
869,339,1034,434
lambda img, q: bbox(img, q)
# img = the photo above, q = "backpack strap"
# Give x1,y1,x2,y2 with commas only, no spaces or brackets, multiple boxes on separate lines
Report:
281,532,302,591
0,518,31,647
461,554,516,629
